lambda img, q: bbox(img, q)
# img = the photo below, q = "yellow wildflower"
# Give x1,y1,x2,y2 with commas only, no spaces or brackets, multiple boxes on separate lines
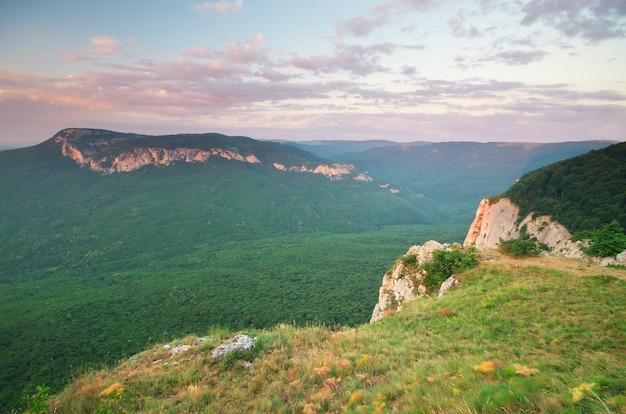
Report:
99,382,124,398
571,383,596,403
474,360,496,374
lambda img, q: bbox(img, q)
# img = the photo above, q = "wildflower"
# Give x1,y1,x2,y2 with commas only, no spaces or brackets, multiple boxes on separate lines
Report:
99,382,124,398
474,361,496,374
513,364,539,377
348,389,364,407
356,354,373,367
314,366,331,377
571,383,596,403
336,358,351,369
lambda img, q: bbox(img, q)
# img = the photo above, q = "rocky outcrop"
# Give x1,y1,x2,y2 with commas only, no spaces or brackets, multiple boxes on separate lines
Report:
54,129,260,174
54,128,374,181
463,197,584,257
272,162,374,182
370,241,461,323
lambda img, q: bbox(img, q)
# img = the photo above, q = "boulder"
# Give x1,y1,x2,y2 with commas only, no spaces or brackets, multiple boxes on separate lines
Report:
211,334,256,361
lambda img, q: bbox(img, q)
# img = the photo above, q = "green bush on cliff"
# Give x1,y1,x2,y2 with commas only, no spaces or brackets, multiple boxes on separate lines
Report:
422,247,478,291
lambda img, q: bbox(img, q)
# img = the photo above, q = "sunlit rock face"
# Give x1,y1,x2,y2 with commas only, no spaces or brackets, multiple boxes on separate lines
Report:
463,197,583,257
54,128,261,174
370,240,459,323
53,128,374,182
272,161,374,181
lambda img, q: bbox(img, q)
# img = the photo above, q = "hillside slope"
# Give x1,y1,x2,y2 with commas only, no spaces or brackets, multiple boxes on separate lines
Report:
46,253,626,413
503,142,626,233
0,129,445,409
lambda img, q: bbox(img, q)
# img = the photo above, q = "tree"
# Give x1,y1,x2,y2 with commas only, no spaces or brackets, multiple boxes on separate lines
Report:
581,220,626,258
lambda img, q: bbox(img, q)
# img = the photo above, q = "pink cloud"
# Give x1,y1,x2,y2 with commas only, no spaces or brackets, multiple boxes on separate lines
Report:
88,36,120,55
194,0,243,14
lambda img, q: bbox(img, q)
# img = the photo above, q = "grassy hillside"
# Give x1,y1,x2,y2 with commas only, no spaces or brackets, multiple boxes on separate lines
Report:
45,252,626,413
0,138,461,409
503,142,626,233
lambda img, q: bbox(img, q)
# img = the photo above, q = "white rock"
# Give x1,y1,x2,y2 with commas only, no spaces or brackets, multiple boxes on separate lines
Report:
211,334,256,361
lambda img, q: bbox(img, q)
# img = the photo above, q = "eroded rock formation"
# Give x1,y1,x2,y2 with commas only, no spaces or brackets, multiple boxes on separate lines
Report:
463,197,584,257
52,128,375,181
370,241,461,323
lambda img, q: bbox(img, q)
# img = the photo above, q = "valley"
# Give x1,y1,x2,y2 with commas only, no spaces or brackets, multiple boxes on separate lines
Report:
0,130,621,410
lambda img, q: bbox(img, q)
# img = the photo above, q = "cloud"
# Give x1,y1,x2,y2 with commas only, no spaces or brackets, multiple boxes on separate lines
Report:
194,0,243,14
290,42,398,75
448,9,483,38
88,36,120,55
520,0,626,42
336,15,390,37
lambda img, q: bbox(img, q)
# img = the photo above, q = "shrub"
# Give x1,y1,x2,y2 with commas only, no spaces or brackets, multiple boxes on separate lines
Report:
422,247,478,291
498,236,541,257
580,220,626,258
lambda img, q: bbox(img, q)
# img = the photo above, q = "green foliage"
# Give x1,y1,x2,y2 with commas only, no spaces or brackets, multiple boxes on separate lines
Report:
421,247,478,291
399,253,418,268
498,234,542,257
504,142,626,233
20,385,51,414
580,220,626,258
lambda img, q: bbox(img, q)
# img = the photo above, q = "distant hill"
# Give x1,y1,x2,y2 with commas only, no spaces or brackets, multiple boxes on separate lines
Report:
331,141,616,223
503,141,626,233
285,139,430,159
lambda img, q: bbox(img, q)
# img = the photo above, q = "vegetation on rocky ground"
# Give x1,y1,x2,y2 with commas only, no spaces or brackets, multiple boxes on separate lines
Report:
41,252,626,413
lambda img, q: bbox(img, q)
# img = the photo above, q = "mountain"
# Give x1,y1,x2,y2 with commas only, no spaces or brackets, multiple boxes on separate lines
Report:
285,139,430,160
464,142,626,254
331,141,616,223
1,129,448,409
10,132,626,412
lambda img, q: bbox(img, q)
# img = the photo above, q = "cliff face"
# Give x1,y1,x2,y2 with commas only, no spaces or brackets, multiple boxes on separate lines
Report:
52,128,373,182
463,197,583,257
370,241,460,323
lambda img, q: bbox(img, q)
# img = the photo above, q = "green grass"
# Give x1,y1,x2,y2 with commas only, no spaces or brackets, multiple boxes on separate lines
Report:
45,254,626,413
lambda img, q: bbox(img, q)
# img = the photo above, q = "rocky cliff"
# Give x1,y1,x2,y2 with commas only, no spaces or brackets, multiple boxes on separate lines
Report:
463,197,584,257
370,241,461,322
52,128,375,182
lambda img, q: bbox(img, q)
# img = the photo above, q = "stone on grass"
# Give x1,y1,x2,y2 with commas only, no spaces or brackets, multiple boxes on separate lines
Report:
211,334,256,361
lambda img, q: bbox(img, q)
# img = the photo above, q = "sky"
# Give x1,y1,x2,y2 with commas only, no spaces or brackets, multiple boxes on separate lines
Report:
1,0,625,146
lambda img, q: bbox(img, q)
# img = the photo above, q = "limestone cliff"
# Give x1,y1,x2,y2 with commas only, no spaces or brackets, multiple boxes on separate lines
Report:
52,128,375,182
463,197,583,257
370,241,460,323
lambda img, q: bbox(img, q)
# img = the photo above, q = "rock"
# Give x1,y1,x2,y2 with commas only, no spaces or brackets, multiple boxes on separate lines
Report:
463,197,583,257
168,345,190,357
210,334,256,361
601,250,626,266
370,240,449,323
437,275,459,298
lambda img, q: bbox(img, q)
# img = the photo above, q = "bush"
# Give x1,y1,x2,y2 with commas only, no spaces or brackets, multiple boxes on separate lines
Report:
498,235,541,257
580,220,626,258
422,247,478,291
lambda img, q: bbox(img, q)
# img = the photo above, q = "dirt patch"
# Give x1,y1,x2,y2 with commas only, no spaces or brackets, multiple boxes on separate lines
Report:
478,249,626,281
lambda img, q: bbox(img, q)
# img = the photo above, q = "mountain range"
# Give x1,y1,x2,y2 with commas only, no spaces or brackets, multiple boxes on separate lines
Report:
0,128,620,409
